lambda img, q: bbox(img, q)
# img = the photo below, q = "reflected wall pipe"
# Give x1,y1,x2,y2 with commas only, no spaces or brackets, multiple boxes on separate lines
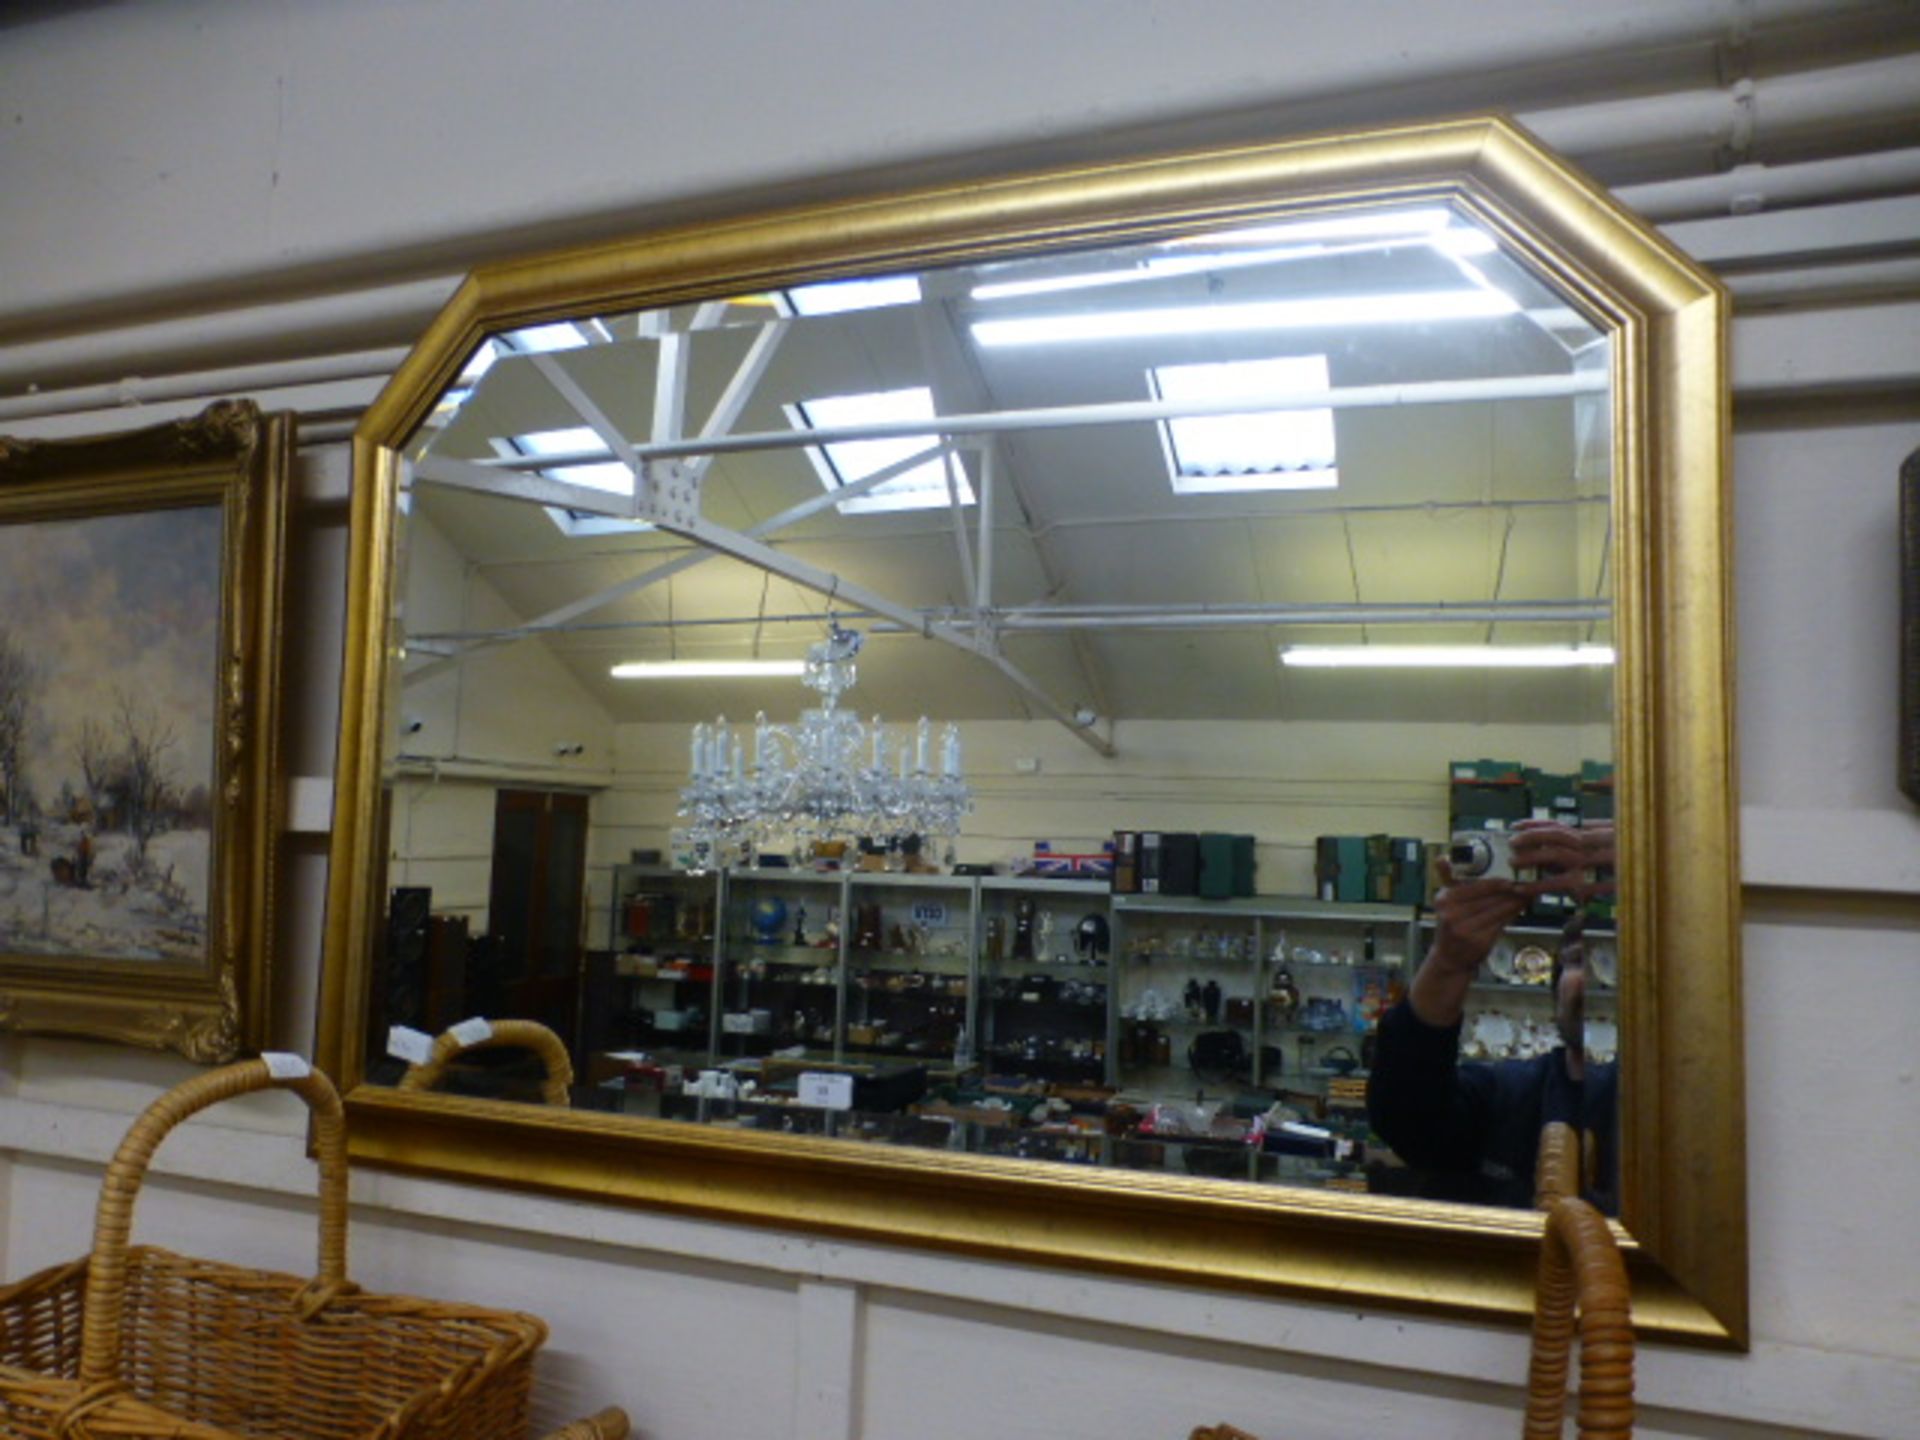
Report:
408,599,1609,647
483,373,1609,469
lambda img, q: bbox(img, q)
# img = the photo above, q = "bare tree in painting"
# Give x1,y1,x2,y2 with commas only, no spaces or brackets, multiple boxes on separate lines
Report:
0,627,37,825
111,689,179,865
71,716,113,823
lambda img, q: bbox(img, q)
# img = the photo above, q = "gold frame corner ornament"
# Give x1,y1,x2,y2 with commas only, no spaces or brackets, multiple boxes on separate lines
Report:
0,400,293,1063
320,116,1745,1346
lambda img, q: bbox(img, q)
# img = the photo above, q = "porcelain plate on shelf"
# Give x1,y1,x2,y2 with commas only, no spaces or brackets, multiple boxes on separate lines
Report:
1486,940,1517,983
1466,1010,1515,1059
1588,941,1618,988
1513,945,1554,985
1585,1016,1618,1063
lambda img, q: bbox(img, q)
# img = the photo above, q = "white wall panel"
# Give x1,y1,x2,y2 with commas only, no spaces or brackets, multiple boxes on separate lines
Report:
0,0,1833,328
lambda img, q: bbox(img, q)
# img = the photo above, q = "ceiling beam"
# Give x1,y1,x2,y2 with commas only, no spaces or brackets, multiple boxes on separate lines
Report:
639,505,1116,758
411,597,1610,646
412,452,632,517
401,440,960,683
483,371,1609,470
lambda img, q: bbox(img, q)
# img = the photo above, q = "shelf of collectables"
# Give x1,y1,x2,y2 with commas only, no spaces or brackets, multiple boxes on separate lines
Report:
840,870,976,1066
608,864,723,1065
1105,894,1420,1185
716,867,849,1060
975,875,1112,1086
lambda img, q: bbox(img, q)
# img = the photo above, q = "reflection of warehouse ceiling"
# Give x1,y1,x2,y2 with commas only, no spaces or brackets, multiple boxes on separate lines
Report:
403,209,1615,737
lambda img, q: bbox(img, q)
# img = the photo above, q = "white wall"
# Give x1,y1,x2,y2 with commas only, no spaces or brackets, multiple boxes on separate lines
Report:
3,4,1919,1438
604,715,1610,887
389,507,616,930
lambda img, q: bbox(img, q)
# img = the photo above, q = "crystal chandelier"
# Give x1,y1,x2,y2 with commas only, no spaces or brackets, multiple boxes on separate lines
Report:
674,625,972,868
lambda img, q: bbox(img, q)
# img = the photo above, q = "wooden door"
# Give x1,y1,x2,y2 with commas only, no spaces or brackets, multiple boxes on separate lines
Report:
486,788,590,1044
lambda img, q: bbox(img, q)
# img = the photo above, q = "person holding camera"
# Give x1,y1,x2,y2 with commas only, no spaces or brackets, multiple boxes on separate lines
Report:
1365,820,1618,1211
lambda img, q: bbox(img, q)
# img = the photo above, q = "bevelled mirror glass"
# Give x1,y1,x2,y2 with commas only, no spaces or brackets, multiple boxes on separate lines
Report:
322,117,1744,1346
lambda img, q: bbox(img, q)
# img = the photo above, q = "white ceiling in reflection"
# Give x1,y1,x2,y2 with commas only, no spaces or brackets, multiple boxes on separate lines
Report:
399,204,1614,733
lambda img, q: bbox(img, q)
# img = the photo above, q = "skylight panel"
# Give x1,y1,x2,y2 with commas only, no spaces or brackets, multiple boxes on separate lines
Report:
790,387,974,515
1153,355,1338,494
781,275,923,316
514,427,632,496
504,321,593,353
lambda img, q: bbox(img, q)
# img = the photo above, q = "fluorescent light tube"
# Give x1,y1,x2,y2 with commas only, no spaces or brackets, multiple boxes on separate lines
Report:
611,660,809,680
972,290,1517,346
1280,644,1615,669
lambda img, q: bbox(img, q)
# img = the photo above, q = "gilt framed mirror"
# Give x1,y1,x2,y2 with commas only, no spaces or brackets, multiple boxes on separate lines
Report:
318,116,1744,1345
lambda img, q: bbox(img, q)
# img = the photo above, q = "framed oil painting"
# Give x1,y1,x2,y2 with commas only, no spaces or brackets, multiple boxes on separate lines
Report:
0,400,291,1061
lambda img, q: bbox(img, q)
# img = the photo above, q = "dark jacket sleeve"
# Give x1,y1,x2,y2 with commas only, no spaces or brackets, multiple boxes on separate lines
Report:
1366,998,1503,1175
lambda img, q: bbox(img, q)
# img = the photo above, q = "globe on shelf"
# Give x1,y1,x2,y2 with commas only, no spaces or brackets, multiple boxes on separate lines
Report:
749,895,790,945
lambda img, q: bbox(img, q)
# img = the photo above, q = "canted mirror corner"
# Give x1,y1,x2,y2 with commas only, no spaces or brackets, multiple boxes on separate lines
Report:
320,116,1744,1345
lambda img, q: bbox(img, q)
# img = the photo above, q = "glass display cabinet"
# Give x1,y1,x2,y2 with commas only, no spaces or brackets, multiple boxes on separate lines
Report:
606,864,721,1075
841,870,975,1068
717,868,847,1059
1107,895,1420,1186
975,876,1110,1087
1440,919,1621,1072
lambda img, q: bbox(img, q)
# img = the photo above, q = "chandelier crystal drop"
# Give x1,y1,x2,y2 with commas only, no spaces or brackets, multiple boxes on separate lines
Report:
674,626,972,869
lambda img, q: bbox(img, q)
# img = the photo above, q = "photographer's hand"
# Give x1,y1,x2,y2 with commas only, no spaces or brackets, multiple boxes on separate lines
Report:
1408,863,1530,1029
1510,820,1617,900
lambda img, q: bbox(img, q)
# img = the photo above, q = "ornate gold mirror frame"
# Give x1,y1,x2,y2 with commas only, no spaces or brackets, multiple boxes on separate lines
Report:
318,117,1744,1345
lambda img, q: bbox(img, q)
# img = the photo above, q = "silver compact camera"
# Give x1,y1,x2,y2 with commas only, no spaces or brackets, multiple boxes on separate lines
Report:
1447,829,1534,882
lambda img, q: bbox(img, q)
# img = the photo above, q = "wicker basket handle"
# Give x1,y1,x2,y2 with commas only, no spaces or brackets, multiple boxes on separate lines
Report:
1534,1119,1582,1206
397,1018,575,1107
1523,1194,1636,1439
537,1407,630,1440
78,1057,350,1388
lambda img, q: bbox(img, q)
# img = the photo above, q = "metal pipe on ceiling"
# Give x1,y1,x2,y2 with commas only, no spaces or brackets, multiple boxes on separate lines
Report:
1526,52,1920,166
479,372,1610,470
409,598,1608,647
0,347,411,424
1615,146,1920,221
968,603,1610,631
5,20,1919,406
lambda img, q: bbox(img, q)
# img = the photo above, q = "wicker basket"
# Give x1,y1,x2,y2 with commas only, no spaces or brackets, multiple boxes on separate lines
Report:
398,1020,575,1107
538,1409,627,1440
0,1058,548,1440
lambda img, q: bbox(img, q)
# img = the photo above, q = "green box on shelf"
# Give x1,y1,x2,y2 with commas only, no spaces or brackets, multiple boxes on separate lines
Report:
1315,834,1372,904
1524,768,1582,820
1196,833,1257,899
1449,758,1525,784
1388,836,1427,906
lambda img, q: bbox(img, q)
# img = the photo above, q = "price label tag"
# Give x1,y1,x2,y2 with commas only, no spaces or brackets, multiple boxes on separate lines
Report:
450,1017,494,1048
387,1025,435,1064
797,1071,855,1110
910,901,947,926
260,1052,311,1080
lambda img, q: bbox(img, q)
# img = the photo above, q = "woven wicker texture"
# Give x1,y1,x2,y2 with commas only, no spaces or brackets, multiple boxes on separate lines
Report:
398,1020,575,1107
0,1058,548,1440
1524,1121,1635,1439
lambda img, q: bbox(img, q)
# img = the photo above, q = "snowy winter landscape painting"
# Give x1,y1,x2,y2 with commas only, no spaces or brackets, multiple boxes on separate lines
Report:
0,502,222,966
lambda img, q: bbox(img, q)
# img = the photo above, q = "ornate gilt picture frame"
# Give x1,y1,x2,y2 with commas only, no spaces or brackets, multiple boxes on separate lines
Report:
0,400,291,1061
